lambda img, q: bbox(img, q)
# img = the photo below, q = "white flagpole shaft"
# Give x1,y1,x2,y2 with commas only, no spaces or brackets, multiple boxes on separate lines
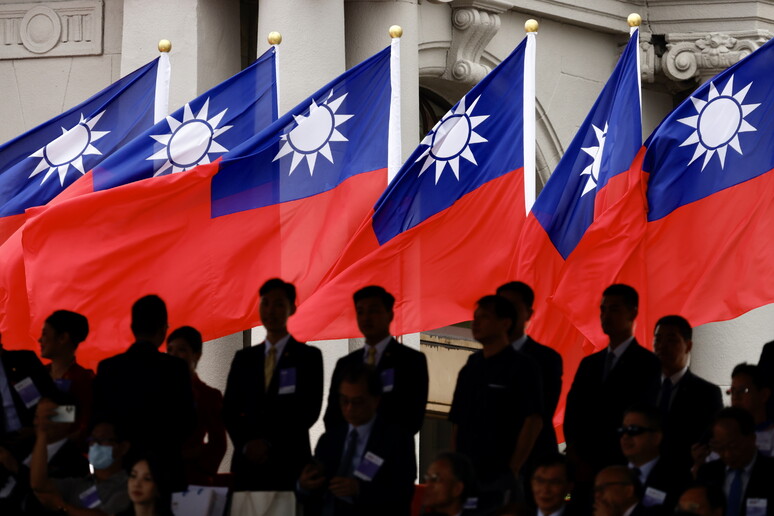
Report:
523,31,537,214
154,51,171,123
273,44,281,118
630,26,642,115
388,35,402,184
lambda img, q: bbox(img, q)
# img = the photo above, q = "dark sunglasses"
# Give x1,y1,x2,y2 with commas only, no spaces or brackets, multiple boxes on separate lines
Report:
617,425,657,437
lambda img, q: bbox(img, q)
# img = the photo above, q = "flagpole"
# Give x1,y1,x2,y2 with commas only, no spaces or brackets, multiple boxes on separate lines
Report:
523,20,538,214
155,39,172,123
387,25,403,184
268,31,282,118
628,14,642,112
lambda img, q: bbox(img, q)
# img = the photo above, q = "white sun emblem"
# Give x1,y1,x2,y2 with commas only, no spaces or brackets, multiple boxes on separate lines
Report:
273,91,352,176
678,75,759,171
147,99,232,175
28,111,110,186
415,95,488,184
580,122,608,196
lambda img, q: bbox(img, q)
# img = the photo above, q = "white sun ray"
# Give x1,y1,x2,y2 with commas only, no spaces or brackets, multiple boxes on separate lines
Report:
579,122,608,196
677,74,760,171
28,111,110,186
415,95,489,184
146,98,232,176
273,91,353,176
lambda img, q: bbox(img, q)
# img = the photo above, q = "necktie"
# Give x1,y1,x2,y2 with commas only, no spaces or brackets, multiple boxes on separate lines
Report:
264,345,277,391
630,466,642,485
336,428,360,477
366,346,376,366
727,469,743,516
603,351,616,380
659,378,673,415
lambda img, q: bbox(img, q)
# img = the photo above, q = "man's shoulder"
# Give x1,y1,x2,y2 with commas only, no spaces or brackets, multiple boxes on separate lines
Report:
680,370,720,393
1,348,42,366
384,338,426,362
524,336,561,361
287,337,322,358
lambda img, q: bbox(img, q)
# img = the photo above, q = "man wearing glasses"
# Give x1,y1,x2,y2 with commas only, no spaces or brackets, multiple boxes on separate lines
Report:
592,466,643,516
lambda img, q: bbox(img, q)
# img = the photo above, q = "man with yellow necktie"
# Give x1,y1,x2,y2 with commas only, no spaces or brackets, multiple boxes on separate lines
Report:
223,278,324,491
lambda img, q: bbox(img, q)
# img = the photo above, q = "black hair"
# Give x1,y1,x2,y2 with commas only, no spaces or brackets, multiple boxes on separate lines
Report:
340,362,383,398
125,452,174,516
731,363,768,390
259,278,297,306
715,406,756,436
496,281,535,309
45,310,89,348
602,284,639,310
434,451,477,501
655,314,692,341
476,295,518,334
532,453,574,483
624,403,663,431
167,326,203,355
680,482,726,512
130,295,167,339
353,286,395,311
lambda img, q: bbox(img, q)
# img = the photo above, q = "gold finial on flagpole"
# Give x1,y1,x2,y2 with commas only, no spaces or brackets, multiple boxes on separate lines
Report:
628,13,642,27
158,39,172,52
389,25,403,38
525,19,539,33
268,32,282,45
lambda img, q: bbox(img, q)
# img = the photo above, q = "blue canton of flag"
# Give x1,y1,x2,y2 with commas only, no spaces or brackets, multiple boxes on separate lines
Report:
93,47,278,192
0,58,161,218
644,36,774,221
371,39,527,246
531,30,642,259
210,46,390,217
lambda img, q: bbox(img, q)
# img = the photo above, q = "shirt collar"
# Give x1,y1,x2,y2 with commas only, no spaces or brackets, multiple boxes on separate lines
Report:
608,336,634,359
622,503,638,516
628,456,659,483
363,336,392,366
538,507,565,516
265,334,291,358
511,334,529,351
725,451,758,475
662,365,689,384
348,414,377,438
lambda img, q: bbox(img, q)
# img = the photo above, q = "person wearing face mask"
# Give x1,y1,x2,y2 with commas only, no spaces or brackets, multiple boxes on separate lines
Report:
30,399,131,516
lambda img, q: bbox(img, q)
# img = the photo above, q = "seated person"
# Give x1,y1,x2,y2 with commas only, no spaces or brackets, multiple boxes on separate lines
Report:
31,401,131,515
166,326,226,484
298,363,415,516
530,455,577,516
117,454,174,516
676,483,724,516
729,363,773,457
422,451,477,516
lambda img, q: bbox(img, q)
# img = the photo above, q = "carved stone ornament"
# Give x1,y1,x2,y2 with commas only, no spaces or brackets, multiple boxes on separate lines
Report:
662,31,772,83
442,0,509,85
0,0,103,60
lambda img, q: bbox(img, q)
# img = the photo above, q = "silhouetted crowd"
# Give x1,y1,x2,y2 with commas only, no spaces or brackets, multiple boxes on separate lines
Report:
0,279,772,516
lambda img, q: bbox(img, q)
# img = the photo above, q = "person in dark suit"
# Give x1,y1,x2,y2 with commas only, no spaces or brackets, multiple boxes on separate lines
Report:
676,483,725,516
758,341,774,423
91,295,196,490
564,285,661,507
697,407,774,516
422,451,477,516
728,363,773,457
450,295,544,508
593,466,655,516
529,455,580,516
652,315,723,472
299,363,415,516
497,282,562,465
224,278,323,491
324,286,428,436
619,404,691,511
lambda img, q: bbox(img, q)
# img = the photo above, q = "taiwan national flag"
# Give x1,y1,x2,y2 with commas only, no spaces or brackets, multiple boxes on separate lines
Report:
0,48,278,358
510,31,642,434
626,36,774,336
0,58,162,243
290,38,531,340
21,47,391,364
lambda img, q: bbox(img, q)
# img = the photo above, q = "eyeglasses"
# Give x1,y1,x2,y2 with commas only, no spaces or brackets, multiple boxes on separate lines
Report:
726,387,752,397
617,425,657,437
424,473,446,484
594,481,631,493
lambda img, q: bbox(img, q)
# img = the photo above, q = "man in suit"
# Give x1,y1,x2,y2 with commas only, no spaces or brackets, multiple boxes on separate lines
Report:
224,278,323,490
449,295,544,508
497,281,563,466
91,295,195,489
593,466,651,516
422,452,477,516
564,284,661,506
677,484,725,516
299,363,415,516
697,407,774,516
530,455,576,516
324,286,428,436
728,364,773,457
652,315,722,471
619,404,691,511
758,341,774,422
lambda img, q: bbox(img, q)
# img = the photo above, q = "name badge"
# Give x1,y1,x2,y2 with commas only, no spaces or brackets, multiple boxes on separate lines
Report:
643,487,667,507
353,451,384,482
756,431,773,453
78,485,101,509
278,368,296,395
54,379,72,393
380,369,395,393
747,499,767,516
464,497,478,510
13,377,41,408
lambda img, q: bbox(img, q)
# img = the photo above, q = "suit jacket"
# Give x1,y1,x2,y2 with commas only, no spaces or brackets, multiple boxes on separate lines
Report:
324,338,428,436
697,454,774,516
521,336,562,463
661,370,722,471
303,416,416,516
223,336,323,490
92,342,196,456
760,341,774,422
564,339,661,473
0,349,58,453
640,457,692,512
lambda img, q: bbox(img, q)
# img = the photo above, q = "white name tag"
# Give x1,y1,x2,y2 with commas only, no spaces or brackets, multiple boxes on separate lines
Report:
353,451,384,482
756,431,773,453
747,499,767,516
13,377,41,408
643,487,667,507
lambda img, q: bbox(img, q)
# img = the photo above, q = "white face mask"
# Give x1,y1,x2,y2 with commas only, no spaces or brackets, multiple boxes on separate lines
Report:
88,443,114,470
